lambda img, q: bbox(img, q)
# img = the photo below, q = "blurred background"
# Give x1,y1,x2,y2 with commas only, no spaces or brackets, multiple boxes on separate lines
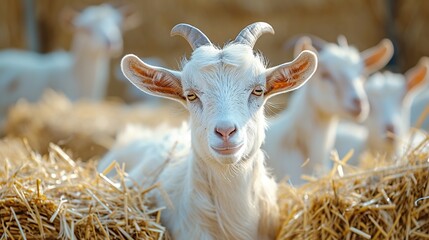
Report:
1,0,428,103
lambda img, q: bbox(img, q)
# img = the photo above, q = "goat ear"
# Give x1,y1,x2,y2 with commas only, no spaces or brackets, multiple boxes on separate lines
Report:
293,37,317,58
60,6,79,31
405,57,429,94
265,50,317,98
116,4,141,31
121,54,185,104
361,39,394,75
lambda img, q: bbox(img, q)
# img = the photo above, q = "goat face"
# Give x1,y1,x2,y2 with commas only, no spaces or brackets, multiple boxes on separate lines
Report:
365,60,428,151
121,23,317,166
180,45,268,164
295,37,393,122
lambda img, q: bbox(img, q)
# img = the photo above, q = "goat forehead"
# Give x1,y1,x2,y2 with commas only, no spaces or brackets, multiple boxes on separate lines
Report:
186,44,264,69
184,67,260,99
366,72,406,98
320,45,363,76
320,44,361,62
182,45,264,91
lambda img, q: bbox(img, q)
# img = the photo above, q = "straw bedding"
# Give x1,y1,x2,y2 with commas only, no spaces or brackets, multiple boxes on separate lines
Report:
3,92,429,239
4,90,186,160
3,142,428,240
277,139,429,239
0,138,165,239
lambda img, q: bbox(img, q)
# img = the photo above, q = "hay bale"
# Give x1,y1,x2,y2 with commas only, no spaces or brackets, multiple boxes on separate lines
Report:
277,140,429,239
0,138,165,239
4,90,187,160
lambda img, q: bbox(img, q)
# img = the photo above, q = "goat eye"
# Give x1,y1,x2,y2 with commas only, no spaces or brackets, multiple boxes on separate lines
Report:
186,93,198,101
252,86,264,96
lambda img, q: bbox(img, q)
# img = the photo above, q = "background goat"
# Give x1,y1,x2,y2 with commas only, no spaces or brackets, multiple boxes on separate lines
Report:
411,67,429,131
97,22,317,239
336,57,429,165
264,36,393,184
0,3,137,127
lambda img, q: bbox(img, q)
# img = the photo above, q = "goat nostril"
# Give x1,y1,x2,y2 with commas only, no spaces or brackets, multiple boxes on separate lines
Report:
215,128,223,138
386,124,396,135
349,98,363,116
352,98,362,109
230,127,237,136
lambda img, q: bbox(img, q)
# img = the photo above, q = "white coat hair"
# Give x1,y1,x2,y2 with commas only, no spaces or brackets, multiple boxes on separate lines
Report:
97,22,317,240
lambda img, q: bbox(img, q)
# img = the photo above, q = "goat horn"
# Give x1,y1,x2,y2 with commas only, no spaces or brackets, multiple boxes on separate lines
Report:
234,22,274,48
171,23,212,50
283,35,328,51
337,35,348,47
305,35,328,51
283,34,328,52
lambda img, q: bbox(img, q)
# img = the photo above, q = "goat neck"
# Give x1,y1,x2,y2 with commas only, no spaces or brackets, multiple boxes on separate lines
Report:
71,33,110,100
187,149,276,240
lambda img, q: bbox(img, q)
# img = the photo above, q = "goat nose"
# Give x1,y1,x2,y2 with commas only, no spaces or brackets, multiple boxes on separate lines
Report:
349,98,362,116
385,124,396,135
215,124,237,140
352,98,362,111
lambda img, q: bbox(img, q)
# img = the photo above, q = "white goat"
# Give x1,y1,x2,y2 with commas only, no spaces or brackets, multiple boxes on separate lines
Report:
336,57,429,164
97,22,317,240
0,3,136,126
411,65,429,131
264,36,393,184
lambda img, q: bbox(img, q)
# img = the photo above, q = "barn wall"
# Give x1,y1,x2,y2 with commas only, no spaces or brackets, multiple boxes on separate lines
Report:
0,0,427,99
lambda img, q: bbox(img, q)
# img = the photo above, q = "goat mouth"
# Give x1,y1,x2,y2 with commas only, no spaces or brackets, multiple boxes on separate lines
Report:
211,143,243,155
348,108,363,119
384,135,396,143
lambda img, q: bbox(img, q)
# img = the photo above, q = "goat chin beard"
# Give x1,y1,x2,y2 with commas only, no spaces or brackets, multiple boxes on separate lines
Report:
217,154,256,180
205,152,251,170
211,152,244,166
195,143,257,169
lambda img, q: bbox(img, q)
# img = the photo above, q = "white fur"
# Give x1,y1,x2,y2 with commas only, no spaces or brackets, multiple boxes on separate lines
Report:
411,88,429,131
0,4,126,126
98,24,317,240
264,37,392,184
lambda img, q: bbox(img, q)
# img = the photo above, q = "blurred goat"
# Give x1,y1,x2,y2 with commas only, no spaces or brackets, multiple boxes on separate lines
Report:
0,3,138,126
98,22,317,239
264,36,393,184
411,65,429,131
336,57,429,164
